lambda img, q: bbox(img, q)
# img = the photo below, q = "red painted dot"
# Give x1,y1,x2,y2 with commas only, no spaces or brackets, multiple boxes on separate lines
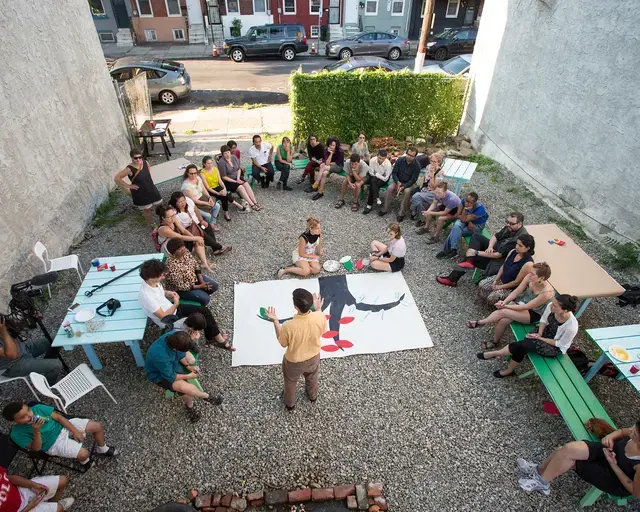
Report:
322,330,339,339
321,344,340,352
335,340,353,349
339,316,355,325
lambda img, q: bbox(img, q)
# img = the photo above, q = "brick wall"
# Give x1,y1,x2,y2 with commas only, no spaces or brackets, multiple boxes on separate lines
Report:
239,0,253,15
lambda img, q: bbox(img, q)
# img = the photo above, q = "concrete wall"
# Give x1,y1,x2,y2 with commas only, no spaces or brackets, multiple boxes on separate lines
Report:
460,0,640,240
0,0,130,306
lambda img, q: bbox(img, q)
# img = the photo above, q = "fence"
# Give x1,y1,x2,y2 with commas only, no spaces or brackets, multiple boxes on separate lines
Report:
113,73,151,147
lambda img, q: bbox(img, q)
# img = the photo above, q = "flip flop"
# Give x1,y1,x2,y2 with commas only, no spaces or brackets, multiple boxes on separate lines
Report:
210,334,235,351
351,203,359,212
466,320,481,329
213,246,232,255
335,199,345,209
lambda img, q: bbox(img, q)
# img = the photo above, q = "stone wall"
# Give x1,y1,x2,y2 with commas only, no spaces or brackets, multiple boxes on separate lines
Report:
0,0,130,307
460,0,640,240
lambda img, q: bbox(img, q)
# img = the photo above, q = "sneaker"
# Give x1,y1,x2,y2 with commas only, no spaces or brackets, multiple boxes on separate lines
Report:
518,475,550,496
415,219,425,227
363,206,372,215
59,497,75,511
95,446,120,457
376,198,382,206
436,276,457,287
517,458,540,477
311,192,324,201
283,186,293,191
416,227,430,235
186,407,201,423
204,393,224,406
425,236,439,245
457,261,476,270
377,210,387,217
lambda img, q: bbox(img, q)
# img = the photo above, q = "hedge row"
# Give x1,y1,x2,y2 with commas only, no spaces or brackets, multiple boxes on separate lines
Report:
290,69,467,144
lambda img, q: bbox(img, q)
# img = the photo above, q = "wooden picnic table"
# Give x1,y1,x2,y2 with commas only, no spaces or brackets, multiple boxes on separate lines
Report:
526,224,624,318
149,157,191,186
584,324,640,390
442,158,478,195
51,253,163,370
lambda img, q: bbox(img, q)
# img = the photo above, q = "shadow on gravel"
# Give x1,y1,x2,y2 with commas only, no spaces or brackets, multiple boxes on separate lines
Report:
156,90,289,112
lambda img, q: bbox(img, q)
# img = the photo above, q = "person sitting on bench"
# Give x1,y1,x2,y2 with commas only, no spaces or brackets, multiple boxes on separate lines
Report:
0,465,75,511
436,192,488,259
334,154,369,212
417,182,461,244
249,135,275,189
477,294,579,378
516,419,640,498
362,149,392,215
145,331,223,423
2,402,118,465
138,259,234,351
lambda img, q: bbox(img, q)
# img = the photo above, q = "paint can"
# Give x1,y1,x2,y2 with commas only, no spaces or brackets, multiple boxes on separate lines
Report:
340,256,353,271
91,258,100,267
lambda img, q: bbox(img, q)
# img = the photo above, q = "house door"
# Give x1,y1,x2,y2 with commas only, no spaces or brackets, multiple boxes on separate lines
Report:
464,4,475,25
208,0,222,24
408,0,424,39
343,0,358,25
329,0,340,24
112,0,130,28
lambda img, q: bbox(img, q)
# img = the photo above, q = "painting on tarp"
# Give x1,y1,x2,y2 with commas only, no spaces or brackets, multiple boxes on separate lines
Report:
232,272,432,367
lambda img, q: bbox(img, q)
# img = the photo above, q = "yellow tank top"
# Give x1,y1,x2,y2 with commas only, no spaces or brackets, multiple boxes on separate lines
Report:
201,167,220,189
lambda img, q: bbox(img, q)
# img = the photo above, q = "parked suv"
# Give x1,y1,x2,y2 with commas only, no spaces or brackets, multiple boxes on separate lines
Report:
224,23,308,62
426,27,477,61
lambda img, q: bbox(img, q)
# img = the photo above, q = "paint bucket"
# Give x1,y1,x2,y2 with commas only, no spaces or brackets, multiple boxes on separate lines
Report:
340,256,353,271
91,258,100,267
355,258,364,271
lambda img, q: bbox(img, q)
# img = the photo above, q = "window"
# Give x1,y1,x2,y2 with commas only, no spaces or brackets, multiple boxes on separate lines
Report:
226,0,239,13
365,0,377,15
173,28,186,40
88,0,106,16
388,28,400,37
310,0,321,14
310,25,320,37
269,26,284,39
421,0,426,16
165,0,181,16
111,69,132,81
391,0,404,16
254,0,266,12
286,26,303,37
284,0,295,14
454,29,469,40
248,27,268,38
136,0,153,16
144,29,158,41
360,32,375,41
445,0,460,18
99,32,115,42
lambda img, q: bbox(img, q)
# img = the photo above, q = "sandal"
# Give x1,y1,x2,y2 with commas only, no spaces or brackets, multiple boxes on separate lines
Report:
255,203,264,211
351,202,359,212
480,341,497,350
276,269,285,280
334,199,346,209
251,204,260,211
224,213,231,222
213,245,232,256
210,334,235,351
466,320,481,329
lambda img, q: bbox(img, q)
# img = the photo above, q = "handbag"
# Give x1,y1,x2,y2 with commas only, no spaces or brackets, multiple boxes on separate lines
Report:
96,298,121,317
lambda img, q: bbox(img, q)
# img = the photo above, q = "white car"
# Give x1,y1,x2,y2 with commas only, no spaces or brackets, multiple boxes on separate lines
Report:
420,54,473,77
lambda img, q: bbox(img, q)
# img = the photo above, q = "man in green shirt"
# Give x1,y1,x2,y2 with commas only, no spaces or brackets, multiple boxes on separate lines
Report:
3,402,119,464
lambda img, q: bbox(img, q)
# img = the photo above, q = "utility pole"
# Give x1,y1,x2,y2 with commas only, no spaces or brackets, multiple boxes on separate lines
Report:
413,0,435,73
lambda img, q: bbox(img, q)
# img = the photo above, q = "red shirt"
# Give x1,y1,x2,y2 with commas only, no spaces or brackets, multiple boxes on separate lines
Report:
0,467,21,512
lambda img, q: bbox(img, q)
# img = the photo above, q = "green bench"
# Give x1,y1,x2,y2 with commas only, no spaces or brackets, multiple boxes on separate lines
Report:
246,158,309,189
509,322,628,508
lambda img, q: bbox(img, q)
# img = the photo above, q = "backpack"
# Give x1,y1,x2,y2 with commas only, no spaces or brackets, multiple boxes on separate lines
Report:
151,228,162,252
567,346,590,376
618,284,640,307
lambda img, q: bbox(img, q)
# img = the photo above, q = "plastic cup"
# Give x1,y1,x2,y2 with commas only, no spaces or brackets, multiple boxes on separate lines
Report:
91,258,100,267
340,256,353,271
631,364,640,375
110,263,116,272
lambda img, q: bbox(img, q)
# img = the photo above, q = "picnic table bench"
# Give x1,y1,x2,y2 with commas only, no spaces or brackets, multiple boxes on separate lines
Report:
509,322,628,507
246,158,309,188
442,158,478,195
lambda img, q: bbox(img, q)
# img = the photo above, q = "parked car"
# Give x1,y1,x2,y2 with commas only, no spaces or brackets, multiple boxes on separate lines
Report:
426,27,477,61
223,23,308,62
420,54,472,77
325,32,410,61
322,56,406,73
109,57,190,105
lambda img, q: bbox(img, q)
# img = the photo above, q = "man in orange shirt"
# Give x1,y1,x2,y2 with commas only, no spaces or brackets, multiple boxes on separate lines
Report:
266,289,326,411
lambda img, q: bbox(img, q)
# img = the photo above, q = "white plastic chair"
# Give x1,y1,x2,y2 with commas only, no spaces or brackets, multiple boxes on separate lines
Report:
33,242,84,297
0,370,40,400
29,364,117,413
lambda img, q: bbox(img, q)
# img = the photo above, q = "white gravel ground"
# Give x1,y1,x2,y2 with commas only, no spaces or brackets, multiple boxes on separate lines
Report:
2,139,639,512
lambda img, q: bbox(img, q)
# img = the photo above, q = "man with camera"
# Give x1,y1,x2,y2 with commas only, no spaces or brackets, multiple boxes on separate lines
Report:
0,317,62,385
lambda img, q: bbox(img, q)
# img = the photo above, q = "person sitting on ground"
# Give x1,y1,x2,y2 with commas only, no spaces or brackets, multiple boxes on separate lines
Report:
476,234,535,305
335,154,370,212
516,420,640,498
437,211,527,287
380,147,421,222
200,156,245,222
163,239,220,307
370,223,406,273
311,137,345,201
265,289,326,411
169,191,221,243
277,217,323,280
411,150,446,225
114,148,163,226
249,135,275,189
297,134,324,188
467,262,554,350
273,136,294,191
226,139,241,161
351,132,371,164
363,149,393,215
0,317,62,385
156,205,214,271
138,259,233,350
0,465,75,512
3,402,119,465
217,145,262,211
418,182,462,244
436,192,488,259
145,330,223,423
180,164,217,220
477,294,579,378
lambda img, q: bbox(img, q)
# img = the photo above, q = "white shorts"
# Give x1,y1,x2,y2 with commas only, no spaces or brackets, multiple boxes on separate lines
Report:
45,418,90,459
18,475,61,512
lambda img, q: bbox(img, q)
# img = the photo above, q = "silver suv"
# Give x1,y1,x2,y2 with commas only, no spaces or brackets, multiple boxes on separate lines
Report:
109,58,191,105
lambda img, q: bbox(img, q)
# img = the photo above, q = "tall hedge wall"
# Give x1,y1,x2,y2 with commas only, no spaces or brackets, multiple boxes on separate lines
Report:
290,70,467,143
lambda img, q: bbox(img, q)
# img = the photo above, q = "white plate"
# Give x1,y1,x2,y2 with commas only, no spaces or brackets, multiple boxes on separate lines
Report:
323,260,340,272
74,308,95,323
609,345,630,363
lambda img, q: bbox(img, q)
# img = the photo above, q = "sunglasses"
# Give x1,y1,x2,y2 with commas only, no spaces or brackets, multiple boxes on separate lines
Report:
133,156,143,160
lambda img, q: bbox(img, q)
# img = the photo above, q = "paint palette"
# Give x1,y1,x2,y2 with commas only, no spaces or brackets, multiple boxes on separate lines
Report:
609,345,630,362
323,260,340,272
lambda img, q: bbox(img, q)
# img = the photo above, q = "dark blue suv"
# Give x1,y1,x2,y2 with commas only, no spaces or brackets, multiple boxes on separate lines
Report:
224,23,309,62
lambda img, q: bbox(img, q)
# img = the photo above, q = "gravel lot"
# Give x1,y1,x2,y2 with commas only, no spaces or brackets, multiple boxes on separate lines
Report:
2,139,639,511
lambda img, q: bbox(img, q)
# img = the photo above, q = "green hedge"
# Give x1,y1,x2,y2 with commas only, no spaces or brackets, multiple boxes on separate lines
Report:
290,70,467,143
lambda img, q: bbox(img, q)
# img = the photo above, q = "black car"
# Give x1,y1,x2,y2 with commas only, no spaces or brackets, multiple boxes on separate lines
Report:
223,23,308,62
426,27,477,61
